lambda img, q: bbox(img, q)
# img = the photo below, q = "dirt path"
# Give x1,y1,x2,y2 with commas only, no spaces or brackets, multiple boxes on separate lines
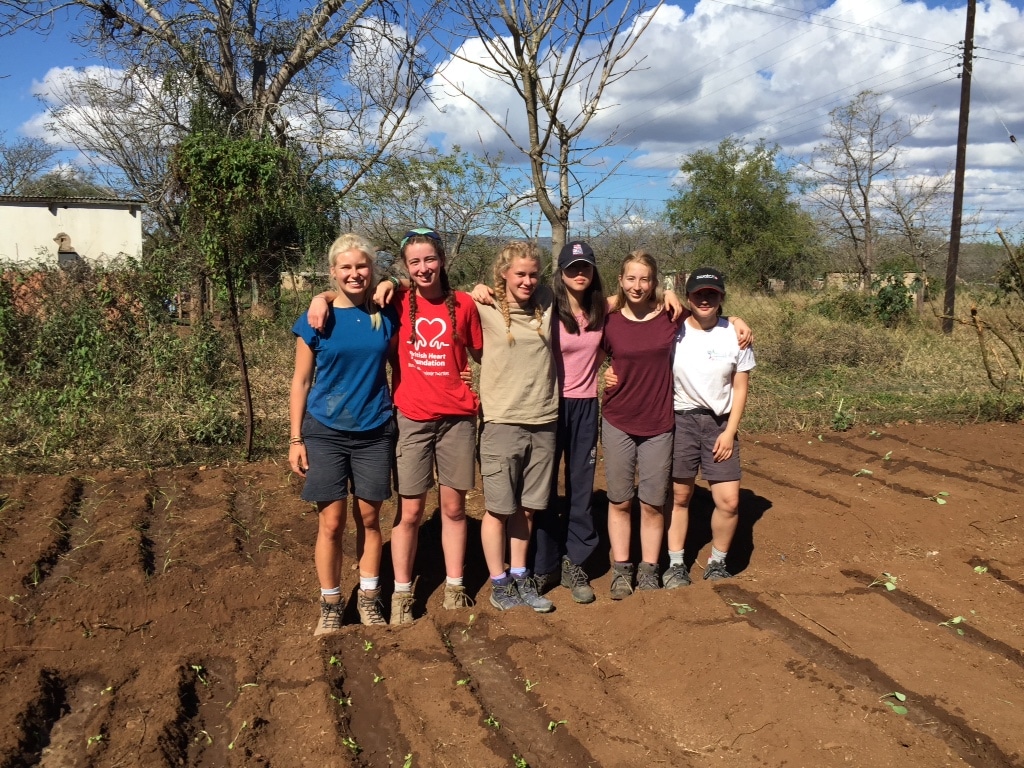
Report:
1,423,1022,767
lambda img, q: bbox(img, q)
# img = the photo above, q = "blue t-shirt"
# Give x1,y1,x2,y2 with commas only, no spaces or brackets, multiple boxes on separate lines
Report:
292,305,397,432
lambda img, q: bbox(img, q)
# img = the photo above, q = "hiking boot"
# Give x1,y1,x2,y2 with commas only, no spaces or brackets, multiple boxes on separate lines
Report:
637,562,661,590
357,588,387,625
609,562,635,600
314,598,344,636
703,560,733,581
390,591,415,625
514,573,555,613
561,557,596,604
663,563,692,589
489,576,526,611
443,584,475,610
533,569,560,595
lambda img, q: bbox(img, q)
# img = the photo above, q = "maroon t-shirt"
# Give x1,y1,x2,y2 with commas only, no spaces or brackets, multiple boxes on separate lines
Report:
601,310,679,436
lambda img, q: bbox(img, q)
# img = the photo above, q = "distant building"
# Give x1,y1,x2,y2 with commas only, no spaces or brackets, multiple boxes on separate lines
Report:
0,195,144,266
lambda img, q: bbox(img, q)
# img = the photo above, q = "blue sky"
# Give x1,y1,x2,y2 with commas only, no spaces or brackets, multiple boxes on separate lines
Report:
2,1,1023,239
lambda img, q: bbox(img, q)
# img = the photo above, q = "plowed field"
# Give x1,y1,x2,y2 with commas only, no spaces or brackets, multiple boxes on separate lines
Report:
1,422,1022,767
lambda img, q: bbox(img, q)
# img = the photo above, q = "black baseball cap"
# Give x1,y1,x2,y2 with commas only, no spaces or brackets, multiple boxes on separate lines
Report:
685,267,726,294
558,240,596,270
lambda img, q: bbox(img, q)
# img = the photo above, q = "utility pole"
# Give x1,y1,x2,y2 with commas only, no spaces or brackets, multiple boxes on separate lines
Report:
942,0,976,335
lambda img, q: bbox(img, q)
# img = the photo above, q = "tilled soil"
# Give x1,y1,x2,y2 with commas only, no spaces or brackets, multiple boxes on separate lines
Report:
0,422,1022,768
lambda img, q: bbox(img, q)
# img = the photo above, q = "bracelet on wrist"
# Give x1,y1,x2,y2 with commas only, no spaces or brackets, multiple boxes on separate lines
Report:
387,276,400,289
289,437,304,445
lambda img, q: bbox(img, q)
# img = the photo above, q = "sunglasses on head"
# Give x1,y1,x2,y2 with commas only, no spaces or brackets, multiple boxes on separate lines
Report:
401,228,441,247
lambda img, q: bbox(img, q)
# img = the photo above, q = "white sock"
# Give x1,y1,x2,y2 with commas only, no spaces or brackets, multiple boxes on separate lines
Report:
446,576,464,587
394,581,412,593
360,575,379,591
669,549,685,566
709,547,727,564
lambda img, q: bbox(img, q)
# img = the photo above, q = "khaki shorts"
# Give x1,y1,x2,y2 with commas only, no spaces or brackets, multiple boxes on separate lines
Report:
395,412,477,496
479,422,556,516
601,418,673,507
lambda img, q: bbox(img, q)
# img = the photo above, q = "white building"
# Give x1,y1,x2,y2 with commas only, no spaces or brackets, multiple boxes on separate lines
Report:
0,195,144,266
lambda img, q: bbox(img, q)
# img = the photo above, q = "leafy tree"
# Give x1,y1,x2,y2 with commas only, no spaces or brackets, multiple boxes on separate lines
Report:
16,166,113,197
665,137,819,289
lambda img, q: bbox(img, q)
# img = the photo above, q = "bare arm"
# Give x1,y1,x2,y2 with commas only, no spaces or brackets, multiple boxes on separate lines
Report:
713,370,750,462
288,338,316,476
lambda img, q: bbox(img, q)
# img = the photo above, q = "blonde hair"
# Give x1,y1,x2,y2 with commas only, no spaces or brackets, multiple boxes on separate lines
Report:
492,240,545,346
612,250,662,313
328,233,381,330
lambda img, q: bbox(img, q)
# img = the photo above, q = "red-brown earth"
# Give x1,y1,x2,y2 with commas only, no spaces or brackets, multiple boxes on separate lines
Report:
1,422,1022,768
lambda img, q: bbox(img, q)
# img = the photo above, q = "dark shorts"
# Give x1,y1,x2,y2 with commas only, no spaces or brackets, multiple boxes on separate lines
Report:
300,413,394,503
672,410,741,482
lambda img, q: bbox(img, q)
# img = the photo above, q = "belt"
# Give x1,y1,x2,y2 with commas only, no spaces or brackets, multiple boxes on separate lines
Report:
676,408,720,417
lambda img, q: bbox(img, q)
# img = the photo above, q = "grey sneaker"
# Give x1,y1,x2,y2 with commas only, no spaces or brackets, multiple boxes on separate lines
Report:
663,563,692,589
390,591,415,625
314,598,344,636
514,573,555,613
703,560,732,581
609,562,635,600
489,576,526,611
561,557,596,604
357,588,387,625
533,569,560,595
443,584,475,610
637,562,661,590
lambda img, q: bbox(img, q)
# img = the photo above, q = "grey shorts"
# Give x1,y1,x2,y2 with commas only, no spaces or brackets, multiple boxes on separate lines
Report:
479,421,556,516
300,413,394,503
672,410,741,482
601,418,673,507
395,412,477,496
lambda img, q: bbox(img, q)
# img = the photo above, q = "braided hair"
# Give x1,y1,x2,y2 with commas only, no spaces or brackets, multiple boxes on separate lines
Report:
401,232,459,346
492,241,545,346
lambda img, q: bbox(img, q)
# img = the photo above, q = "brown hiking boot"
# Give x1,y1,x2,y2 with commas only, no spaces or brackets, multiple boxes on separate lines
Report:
314,598,344,636
442,584,474,609
390,591,415,625
609,562,635,600
357,588,386,625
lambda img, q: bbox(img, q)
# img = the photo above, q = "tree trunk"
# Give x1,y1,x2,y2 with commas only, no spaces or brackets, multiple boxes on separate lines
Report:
223,261,255,461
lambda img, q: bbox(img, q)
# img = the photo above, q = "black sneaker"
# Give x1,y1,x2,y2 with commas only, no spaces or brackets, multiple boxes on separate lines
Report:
561,557,596,604
663,563,692,589
609,562,634,600
514,573,555,613
703,560,732,581
637,562,661,590
489,576,526,611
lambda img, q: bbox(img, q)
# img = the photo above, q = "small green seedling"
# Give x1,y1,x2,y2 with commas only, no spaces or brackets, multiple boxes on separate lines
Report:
513,755,530,768
363,640,374,652
191,665,208,686
869,430,881,438
547,719,568,733
485,714,501,730
372,673,385,684
457,677,470,686
329,693,351,706
853,468,873,477
973,565,989,574
940,615,966,636
329,655,341,667
882,451,893,461
227,720,247,750
100,686,113,696
880,692,908,715
868,572,898,591
461,613,477,636
728,601,755,615
817,434,824,442
925,491,950,505
341,736,361,755
403,754,413,768
524,679,538,692
196,730,213,745
86,734,104,746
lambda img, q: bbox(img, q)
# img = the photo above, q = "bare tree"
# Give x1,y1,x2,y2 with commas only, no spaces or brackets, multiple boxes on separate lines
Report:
437,0,664,264
0,132,57,194
805,91,925,290
877,173,953,294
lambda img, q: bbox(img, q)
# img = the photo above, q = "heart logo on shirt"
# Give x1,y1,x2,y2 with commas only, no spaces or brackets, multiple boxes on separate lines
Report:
414,317,449,350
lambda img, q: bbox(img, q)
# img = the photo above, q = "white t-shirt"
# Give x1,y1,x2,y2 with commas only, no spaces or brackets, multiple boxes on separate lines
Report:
672,317,756,415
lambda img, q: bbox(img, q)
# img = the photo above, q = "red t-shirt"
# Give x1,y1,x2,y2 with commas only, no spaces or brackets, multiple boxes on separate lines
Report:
391,290,484,421
600,310,679,436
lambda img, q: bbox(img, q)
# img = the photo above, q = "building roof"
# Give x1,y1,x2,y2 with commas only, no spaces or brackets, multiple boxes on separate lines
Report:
0,195,146,207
